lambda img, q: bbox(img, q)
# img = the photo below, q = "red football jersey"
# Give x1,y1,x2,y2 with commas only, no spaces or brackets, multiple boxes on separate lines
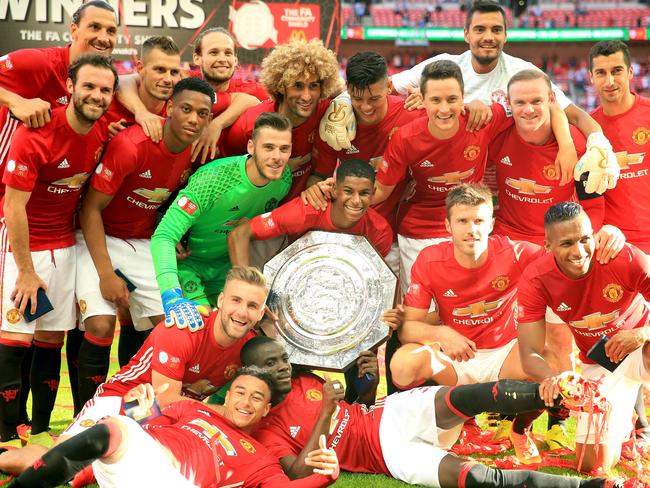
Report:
311,96,423,232
144,401,331,488
490,125,587,245
405,235,544,349
188,69,269,101
97,310,253,398
377,104,511,238
252,373,390,476
91,124,193,239
103,97,169,127
591,95,650,252
219,99,330,202
518,244,650,363
249,198,393,257
0,47,70,166
0,107,107,250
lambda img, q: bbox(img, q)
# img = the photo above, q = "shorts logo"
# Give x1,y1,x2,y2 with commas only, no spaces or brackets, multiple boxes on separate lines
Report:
177,196,198,215
428,168,475,186
632,127,649,145
306,389,322,401
239,438,256,453
184,280,198,294
78,299,87,314
615,151,645,170
133,187,171,203
542,165,557,181
505,177,552,195
569,310,619,330
491,275,510,291
224,364,237,380
463,145,480,161
51,173,90,189
264,198,278,213
602,283,623,303
79,419,96,428
453,299,503,318
5,309,21,324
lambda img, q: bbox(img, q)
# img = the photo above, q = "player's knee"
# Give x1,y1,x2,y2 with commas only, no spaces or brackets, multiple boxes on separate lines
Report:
33,330,65,344
389,346,422,388
83,317,116,339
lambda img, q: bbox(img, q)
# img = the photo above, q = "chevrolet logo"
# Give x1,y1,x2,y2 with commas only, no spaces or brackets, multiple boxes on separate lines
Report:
505,177,553,195
51,172,89,189
569,310,619,330
615,151,645,170
133,187,171,203
453,299,503,317
428,168,475,185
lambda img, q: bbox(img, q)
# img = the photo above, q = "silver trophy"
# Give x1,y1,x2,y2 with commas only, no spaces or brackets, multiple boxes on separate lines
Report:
263,231,396,371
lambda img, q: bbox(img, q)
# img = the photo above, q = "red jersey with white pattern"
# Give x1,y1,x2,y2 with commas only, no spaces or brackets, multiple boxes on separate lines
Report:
144,400,332,488
377,104,511,238
590,95,650,252
0,46,71,166
518,244,650,363
252,373,389,475
490,125,587,245
405,235,543,349
97,310,253,397
311,96,423,231
219,99,330,202
249,198,393,257
91,124,193,239
0,107,107,251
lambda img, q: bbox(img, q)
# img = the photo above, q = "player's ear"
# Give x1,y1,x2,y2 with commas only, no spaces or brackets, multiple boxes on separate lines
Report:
66,77,74,95
136,60,145,76
543,238,551,252
263,402,271,417
444,218,451,234
166,99,174,118
217,292,224,309
489,217,494,234
192,51,201,66
247,138,255,156
70,22,79,42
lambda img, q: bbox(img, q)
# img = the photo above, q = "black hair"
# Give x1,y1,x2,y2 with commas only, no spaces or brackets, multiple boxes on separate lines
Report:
72,0,115,26
346,52,388,96
589,40,631,72
336,159,375,185
465,0,506,30
231,365,278,404
240,336,279,367
68,54,118,91
252,112,292,140
172,77,215,105
544,201,583,228
420,60,464,97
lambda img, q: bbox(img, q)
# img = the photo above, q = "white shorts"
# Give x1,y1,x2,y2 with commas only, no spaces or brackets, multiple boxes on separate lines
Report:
93,415,194,488
576,345,650,445
75,232,163,331
249,235,288,270
397,234,451,294
63,395,123,437
0,243,76,333
385,241,400,277
379,386,463,488
450,339,517,385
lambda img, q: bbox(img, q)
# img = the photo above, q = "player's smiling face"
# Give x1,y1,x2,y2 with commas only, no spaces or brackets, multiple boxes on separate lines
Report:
250,341,293,395
224,375,271,430
139,48,182,102
194,31,238,84
589,51,633,106
217,280,267,341
70,6,117,56
349,79,389,126
332,176,373,225
544,213,595,279
445,202,493,259
508,77,553,138
166,90,213,149
282,75,322,124
247,127,292,183
422,78,463,138
464,11,506,69
69,65,115,125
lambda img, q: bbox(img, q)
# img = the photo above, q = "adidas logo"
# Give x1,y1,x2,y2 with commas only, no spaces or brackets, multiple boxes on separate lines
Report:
556,302,571,312
57,159,70,169
189,364,200,373
345,144,359,154
229,205,240,212
420,160,434,168
443,289,457,297
139,169,152,179
500,156,512,166
56,96,68,105
289,426,301,438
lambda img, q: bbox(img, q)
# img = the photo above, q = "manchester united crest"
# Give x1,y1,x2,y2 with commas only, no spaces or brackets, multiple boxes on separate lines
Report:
224,364,237,380
491,275,510,291
602,283,623,303
463,145,480,161
239,438,256,454
180,168,191,184
5,309,21,324
78,299,87,314
632,127,649,146
542,164,557,181
306,389,322,401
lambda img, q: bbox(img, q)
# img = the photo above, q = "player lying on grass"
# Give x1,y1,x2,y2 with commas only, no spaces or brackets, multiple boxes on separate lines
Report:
8,367,340,488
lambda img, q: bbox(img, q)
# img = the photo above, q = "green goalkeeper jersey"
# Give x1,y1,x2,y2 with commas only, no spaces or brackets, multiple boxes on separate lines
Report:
151,155,292,292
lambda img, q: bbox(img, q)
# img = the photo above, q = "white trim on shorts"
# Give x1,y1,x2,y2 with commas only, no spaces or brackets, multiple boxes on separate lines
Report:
450,339,517,385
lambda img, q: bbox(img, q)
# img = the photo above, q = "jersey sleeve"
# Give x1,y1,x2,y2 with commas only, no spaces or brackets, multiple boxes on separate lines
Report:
150,327,195,381
212,91,232,117
516,268,548,323
485,103,514,140
90,134,138,195
249,197,313,240
404,253,436,309
311,135,339,177
246,457,333,488
0,49,54,95
2,127,41,192
219,115,251,157
511,239,545,271
376,130,408,186
254,426,299,459
367,211,394,257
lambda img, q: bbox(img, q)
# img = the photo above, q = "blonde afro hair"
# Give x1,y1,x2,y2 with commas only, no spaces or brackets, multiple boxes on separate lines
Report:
260,39,340,103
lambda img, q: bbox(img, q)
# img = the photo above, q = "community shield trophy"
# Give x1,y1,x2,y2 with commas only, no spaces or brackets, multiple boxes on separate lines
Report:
263,231,396,371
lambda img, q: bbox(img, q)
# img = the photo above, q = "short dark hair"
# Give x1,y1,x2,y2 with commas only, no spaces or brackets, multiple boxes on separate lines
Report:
544,201,583,228
72,0,115,26
68,54,118,91
252,112,292,140
465,0,507,30
589,40,631,72
231,366,277,404
240,336,278,367
420,60,464,96
142,36,180,60
194,27,237,56
346,52,388,97
336,159,375,185
172,77,215,105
